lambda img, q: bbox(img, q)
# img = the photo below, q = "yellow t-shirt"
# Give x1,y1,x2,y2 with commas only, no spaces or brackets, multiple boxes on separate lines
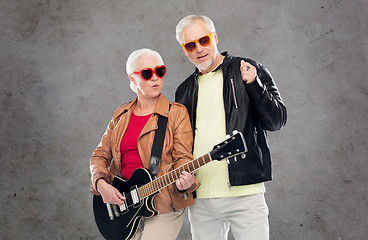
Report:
193,69,265,198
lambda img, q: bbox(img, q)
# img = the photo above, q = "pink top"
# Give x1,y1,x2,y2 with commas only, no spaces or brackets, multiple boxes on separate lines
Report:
120,112,152,179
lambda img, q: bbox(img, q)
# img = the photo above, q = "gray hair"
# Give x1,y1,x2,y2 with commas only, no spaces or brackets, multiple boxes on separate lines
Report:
125,48,164,93
175,15,216,44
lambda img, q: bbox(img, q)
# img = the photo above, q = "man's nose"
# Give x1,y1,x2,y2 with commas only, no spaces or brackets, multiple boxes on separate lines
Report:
195,42,205,52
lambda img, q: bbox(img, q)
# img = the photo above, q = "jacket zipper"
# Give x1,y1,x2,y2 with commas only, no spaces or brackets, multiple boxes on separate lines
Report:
229,78,239,109
191,73,199,131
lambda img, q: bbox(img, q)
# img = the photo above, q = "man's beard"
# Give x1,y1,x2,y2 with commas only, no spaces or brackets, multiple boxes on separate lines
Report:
193,56,215,72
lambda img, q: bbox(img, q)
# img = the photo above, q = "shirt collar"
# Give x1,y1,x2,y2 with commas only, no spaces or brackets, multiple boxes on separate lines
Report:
212,63,223,72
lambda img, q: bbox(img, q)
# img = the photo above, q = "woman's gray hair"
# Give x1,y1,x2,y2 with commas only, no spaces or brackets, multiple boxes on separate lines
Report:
175,15,216,44
125,48,164,93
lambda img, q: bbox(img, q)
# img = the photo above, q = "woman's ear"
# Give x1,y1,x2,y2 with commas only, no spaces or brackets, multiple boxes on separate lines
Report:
129,74,136,85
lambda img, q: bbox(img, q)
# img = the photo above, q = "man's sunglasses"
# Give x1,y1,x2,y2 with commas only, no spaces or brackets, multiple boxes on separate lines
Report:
181,33,213,52
133,65,167,81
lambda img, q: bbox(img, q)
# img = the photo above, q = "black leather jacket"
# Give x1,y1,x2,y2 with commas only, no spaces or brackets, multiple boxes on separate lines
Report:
175,52,287,186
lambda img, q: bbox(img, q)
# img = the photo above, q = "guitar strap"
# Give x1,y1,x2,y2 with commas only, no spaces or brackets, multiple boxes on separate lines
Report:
149,105,170,176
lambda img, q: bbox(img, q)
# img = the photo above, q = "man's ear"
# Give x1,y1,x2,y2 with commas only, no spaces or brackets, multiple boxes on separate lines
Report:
213,32,219,45
183,48,189,57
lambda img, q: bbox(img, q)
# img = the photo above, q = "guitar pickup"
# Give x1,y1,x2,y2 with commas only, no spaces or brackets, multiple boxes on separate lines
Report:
130,187,140,207
119,202,127,212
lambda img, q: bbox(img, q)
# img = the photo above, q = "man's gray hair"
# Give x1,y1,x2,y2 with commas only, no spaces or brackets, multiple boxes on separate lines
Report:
175,15,216,44
125,48,164,93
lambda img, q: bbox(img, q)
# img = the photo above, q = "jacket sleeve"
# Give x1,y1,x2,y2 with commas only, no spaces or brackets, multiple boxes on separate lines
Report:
244,60,287,131
89,118,115,195
170,104,200,195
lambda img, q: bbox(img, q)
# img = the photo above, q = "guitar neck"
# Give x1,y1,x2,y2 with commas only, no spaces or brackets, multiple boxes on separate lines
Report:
138,153,211,199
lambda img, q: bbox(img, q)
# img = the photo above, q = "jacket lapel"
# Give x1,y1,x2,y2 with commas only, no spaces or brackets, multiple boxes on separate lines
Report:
139,94,170,138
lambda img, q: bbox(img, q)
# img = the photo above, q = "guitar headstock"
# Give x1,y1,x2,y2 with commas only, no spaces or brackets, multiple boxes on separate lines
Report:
209,130,247,162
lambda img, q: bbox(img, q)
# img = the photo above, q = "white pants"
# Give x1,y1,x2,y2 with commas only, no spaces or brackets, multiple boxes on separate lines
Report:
131,208,185,240
188,193,269,240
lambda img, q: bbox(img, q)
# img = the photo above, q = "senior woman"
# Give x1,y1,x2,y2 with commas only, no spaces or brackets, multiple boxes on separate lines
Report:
90,48,199,240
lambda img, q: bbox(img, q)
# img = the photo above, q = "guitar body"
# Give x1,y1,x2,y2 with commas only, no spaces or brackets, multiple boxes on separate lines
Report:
93,168,159,240
93,131,247,240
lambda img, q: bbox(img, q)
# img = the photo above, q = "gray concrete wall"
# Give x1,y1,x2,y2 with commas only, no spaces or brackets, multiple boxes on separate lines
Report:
1,0,367,239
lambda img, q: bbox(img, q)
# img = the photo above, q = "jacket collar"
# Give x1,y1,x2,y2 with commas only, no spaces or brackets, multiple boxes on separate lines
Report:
117,94,170,118
152,94,170,117
221,51,232,69
193,51,232,76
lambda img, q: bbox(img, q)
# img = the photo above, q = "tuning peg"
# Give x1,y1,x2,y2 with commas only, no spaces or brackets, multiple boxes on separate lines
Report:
225,134,230,139
232,130,238,135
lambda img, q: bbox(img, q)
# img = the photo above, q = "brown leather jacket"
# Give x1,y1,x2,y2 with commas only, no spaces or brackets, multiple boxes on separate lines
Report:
90,94,199,214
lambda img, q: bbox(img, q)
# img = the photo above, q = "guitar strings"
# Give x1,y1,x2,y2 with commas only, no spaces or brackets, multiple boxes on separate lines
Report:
136,137,237,200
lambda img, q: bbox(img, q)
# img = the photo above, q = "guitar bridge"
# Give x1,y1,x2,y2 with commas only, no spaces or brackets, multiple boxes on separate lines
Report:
119,192,127,212
112,204,120,217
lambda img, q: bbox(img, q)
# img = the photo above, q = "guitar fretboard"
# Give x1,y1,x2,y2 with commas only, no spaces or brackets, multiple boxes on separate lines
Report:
138,153,211,199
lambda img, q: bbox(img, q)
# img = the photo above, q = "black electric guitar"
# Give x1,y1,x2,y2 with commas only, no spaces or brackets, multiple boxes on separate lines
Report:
93,131,247,240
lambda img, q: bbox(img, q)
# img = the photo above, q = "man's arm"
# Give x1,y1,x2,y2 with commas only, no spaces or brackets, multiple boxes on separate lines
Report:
241,59,287,131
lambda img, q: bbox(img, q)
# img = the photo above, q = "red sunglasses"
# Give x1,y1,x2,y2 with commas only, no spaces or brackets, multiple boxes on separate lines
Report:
133,65,167,81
